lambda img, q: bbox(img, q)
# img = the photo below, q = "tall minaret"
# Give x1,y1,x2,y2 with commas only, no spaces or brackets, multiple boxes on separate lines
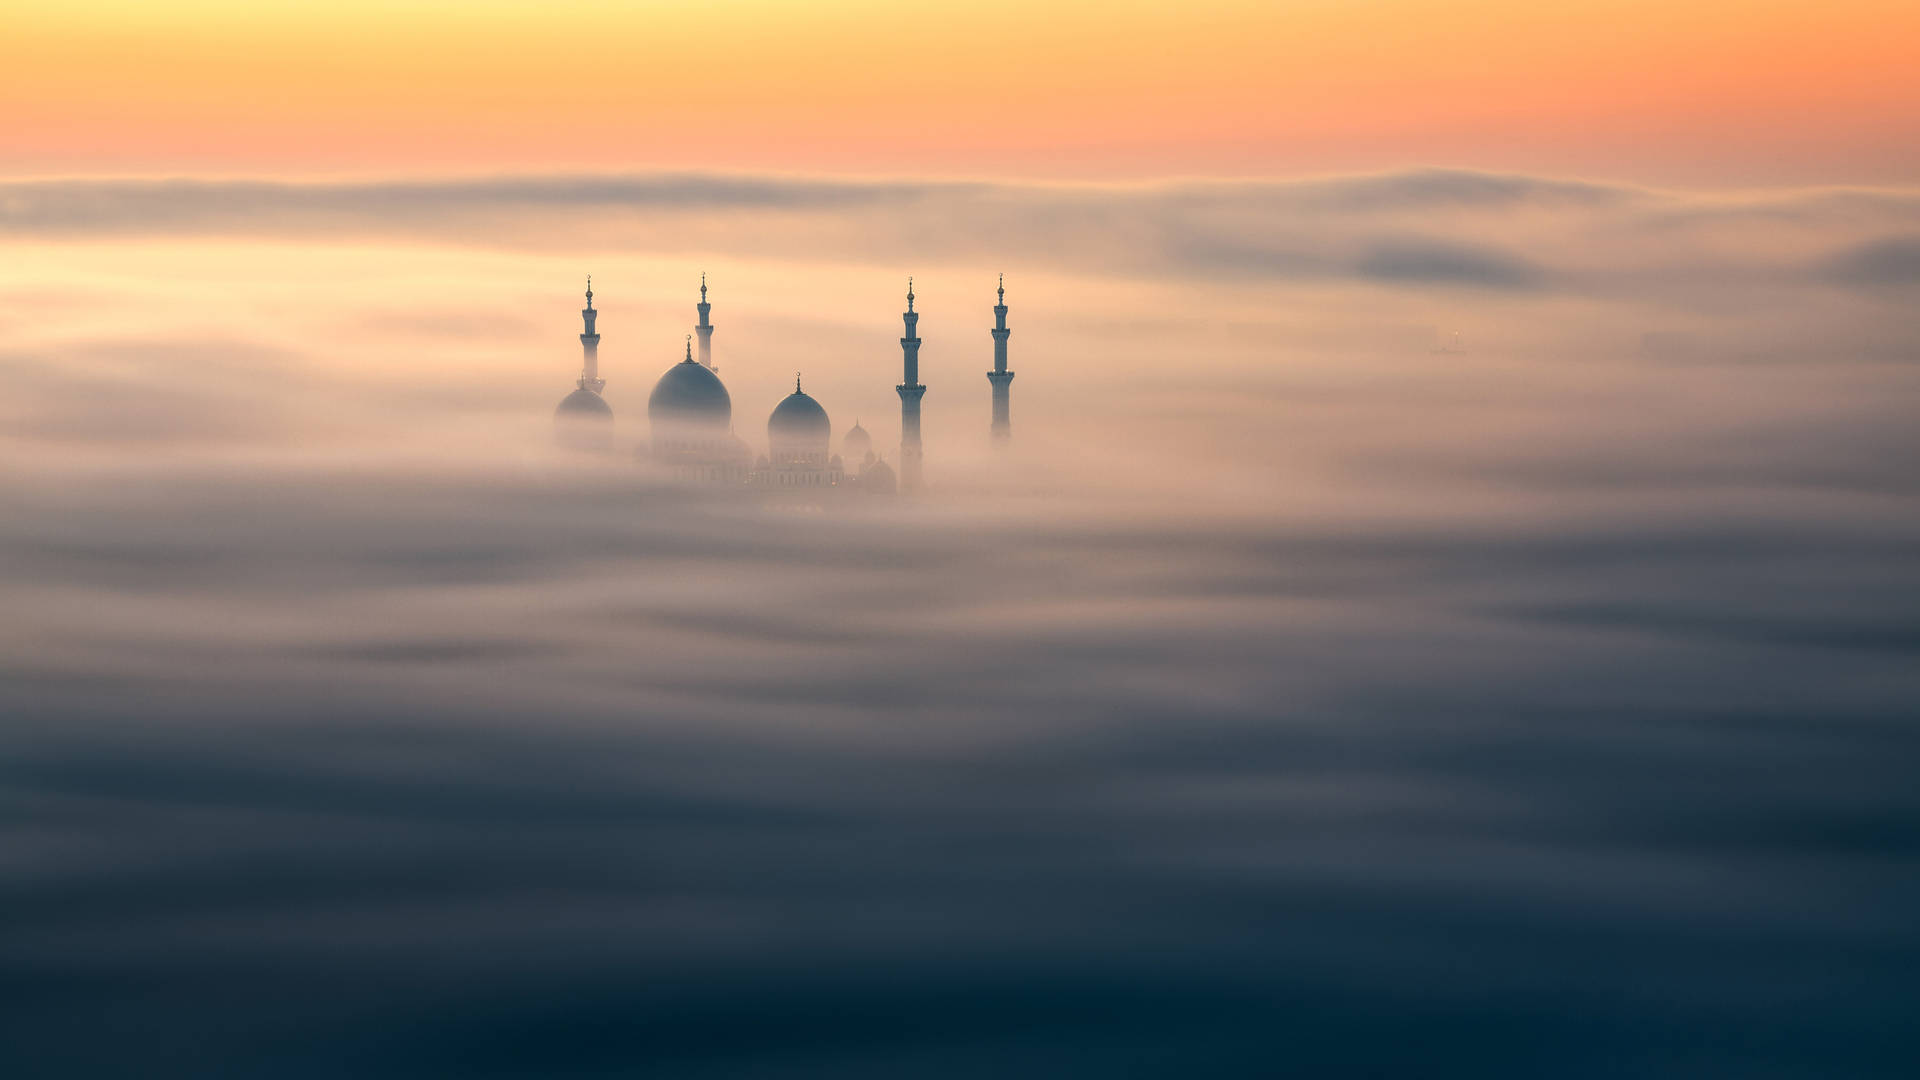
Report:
695,273,716,372
896,277,926,492
987,274,1013,443
577,275,604,392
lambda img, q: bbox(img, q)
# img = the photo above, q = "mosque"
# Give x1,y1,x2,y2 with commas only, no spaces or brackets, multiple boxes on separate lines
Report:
553,273,1018,495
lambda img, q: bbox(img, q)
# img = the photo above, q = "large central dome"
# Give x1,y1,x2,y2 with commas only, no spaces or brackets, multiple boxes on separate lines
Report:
768,386,830,450
648,355,731,431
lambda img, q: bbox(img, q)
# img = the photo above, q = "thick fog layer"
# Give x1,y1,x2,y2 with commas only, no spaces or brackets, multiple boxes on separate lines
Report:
2,170,1917,1077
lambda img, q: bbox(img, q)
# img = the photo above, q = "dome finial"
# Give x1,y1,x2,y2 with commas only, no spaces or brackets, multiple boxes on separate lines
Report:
685,334,693,363
795,371,802,393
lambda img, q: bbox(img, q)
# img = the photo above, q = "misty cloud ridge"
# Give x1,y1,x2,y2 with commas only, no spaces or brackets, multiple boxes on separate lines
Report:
5,169,1918,296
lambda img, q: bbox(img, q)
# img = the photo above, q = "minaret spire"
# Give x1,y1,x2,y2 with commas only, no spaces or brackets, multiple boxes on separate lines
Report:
896,276,926,492
578,275,604,392
694,274,716,372
987,273,1014,444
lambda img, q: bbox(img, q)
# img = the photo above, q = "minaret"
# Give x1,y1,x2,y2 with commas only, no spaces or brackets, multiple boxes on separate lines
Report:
577,275,604,392
695,273,716,372
987,273,1013,443
896,277,926,492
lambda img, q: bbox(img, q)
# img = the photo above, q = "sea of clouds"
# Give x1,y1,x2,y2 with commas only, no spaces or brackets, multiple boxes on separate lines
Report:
2,169,1917,1077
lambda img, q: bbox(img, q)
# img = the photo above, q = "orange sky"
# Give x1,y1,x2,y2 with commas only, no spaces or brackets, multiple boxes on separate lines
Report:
4,0,1917,184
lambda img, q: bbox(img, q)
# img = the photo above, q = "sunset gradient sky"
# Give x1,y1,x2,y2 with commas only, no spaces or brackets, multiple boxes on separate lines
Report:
6,0,1916,184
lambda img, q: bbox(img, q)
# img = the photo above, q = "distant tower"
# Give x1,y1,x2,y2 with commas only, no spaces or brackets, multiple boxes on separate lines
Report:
579,275,604,391
695,273,716,371
987,274,1013,444
896,277,926,492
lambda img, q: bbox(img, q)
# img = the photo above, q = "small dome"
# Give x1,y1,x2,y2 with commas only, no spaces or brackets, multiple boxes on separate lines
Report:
768,388,830,449
555,387,612,420
649,357,731,430
842,421,872,458
860,457,896,495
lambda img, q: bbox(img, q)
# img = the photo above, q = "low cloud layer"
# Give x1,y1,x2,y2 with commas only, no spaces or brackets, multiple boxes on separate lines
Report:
4,442,1917,1078
2,168,1918,1077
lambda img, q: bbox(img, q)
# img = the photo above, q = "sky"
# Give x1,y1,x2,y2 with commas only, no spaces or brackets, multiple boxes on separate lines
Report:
4,4,1920,1077
5,0,1918,184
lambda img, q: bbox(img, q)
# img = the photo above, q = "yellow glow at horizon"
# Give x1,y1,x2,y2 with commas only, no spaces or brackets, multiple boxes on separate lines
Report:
4,1,1916,180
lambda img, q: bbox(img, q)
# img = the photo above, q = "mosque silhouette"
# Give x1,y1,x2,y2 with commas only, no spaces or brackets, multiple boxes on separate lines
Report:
555,275,1016,494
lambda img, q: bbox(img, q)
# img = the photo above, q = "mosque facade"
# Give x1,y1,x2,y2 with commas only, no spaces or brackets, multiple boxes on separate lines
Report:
553,275,1015,493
